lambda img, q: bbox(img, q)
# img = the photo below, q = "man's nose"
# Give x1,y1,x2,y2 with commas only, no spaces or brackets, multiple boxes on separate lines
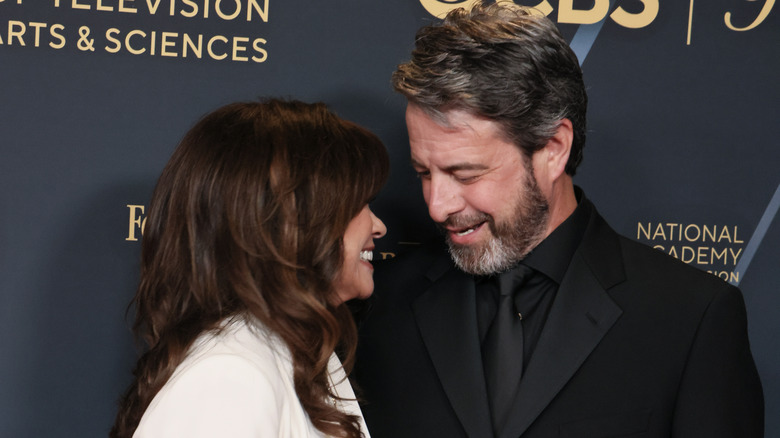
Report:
425,175,465,224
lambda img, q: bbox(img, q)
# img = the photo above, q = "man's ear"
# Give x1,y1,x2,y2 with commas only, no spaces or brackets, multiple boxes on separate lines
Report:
539,118,573,181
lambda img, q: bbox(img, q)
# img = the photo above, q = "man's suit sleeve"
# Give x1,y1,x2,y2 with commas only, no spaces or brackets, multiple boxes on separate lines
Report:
671,284,764,437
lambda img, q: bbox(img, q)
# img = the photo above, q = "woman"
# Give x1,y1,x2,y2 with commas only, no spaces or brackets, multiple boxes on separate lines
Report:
110,99,388,438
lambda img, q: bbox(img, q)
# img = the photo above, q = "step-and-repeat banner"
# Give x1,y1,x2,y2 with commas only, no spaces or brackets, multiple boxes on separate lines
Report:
1,0,777,436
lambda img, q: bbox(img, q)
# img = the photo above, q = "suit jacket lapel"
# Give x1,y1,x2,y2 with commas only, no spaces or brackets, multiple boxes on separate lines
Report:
500,206,626,438
412,256,494,438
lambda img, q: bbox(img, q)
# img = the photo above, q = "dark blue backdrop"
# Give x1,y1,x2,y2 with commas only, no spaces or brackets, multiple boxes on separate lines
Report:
1,0,777,436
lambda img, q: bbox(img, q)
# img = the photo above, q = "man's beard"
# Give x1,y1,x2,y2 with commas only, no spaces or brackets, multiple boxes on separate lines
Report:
438,169,550,276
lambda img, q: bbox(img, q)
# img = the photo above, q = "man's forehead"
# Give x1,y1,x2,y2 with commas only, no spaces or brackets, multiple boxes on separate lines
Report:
407,104,493,131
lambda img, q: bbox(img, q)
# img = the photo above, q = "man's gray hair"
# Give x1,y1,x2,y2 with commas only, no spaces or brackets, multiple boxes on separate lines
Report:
392,1,587,175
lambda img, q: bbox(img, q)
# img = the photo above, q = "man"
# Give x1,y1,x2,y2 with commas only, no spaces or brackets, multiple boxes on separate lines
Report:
354,2,764,437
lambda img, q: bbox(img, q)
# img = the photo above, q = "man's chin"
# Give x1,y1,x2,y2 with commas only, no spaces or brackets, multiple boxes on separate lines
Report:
446,239,517,276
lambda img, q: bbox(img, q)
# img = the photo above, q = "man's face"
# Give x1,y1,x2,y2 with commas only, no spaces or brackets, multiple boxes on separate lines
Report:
407,104,550,275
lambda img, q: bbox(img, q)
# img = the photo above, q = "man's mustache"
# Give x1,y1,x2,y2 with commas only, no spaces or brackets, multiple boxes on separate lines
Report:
436,212,494,233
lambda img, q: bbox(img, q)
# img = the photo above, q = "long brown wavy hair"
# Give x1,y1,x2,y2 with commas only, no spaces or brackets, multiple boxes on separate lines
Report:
111,99,389,438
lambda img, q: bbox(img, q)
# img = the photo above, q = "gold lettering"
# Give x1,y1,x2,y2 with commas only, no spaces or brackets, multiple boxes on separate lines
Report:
684,224,701,242
208,35,228,60
161,31,177,57
72,0,90,10
652,223,667,240
180,0,198,17
681,246,696,264
96,0,113,11
718,226,732,243
146,0,162,14
711,247,728,265
611,0,659,28
725,0,775,31
119,0,137,13
50,24,66,49
216,0,240,20
708,270,740,283
733,226,743,244
126,205,146,241
182,33,202,58
105,28,121,52
246,0,268,21
637,222,651,240
524,0,554,16
729,247,743,265
418,0,481,18
8,21,25,46
232,36,248,61
702,224,716,242
558,0,609,24
28,22,46,47
668,246,678,259
696,246,709,265
380,252,396,260
126,29,146,54
667,223,681,240
252,37,267,63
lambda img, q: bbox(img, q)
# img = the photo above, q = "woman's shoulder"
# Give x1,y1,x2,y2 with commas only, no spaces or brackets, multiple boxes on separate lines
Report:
134,317,304,437
188,316,286,367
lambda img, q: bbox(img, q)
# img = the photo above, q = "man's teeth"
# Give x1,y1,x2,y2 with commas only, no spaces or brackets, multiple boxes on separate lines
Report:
360,250,373,262
456,227,476,236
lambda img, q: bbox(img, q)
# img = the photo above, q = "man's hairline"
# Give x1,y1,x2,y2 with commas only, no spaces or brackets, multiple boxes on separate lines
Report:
405,100,565,160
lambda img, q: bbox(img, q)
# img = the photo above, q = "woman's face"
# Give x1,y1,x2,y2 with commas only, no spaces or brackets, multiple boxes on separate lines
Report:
334,205,387,302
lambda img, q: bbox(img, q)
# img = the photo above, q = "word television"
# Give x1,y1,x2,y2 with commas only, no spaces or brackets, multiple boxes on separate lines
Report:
50,0,269,22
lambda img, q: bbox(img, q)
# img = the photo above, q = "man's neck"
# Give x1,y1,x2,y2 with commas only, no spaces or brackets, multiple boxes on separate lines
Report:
544,177,577,239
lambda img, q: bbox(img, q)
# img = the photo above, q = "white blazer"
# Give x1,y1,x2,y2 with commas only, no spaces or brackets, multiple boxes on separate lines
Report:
134,317,369,437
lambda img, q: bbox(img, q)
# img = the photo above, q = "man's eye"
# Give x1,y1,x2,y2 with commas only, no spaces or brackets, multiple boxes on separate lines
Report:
454,174,478,183
415,170,431,179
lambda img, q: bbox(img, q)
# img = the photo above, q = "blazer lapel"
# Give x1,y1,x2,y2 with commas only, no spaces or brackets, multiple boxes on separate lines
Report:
499,208,626,438
412,257,494,438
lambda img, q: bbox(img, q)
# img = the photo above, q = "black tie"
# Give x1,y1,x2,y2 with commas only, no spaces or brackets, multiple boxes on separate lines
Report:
482,264,534,432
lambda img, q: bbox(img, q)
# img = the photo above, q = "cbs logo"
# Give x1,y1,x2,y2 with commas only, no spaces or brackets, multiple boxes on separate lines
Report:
419,0,658,29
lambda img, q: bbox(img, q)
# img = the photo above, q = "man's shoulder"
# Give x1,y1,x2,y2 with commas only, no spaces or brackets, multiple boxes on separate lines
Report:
578,201,740,313
582,198,735,293
603,233,745,321
616,233,734,289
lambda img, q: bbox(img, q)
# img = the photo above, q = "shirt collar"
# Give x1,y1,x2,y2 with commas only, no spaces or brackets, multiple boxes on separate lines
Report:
522,187,590,284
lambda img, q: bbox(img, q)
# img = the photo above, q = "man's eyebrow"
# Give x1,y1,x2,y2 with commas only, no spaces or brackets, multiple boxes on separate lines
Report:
443,163,489,172
410,159,489,173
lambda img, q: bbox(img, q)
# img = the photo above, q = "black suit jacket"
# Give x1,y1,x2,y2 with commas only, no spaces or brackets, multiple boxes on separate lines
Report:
354,198,763,437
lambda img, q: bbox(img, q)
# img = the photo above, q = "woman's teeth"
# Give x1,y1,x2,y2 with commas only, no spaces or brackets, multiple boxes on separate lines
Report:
360,250,373,262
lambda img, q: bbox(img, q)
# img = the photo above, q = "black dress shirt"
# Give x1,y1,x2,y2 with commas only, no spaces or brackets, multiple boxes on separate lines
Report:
476,191,591,372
